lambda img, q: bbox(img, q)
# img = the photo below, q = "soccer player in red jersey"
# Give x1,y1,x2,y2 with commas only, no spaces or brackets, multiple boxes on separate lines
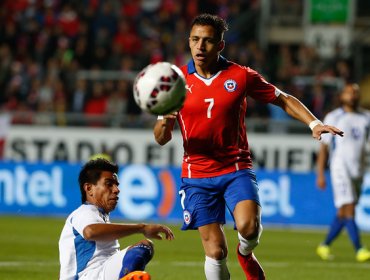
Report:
154,14,343,280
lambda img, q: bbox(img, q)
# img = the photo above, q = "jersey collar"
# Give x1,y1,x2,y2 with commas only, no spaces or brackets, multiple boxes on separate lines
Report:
84,201,108,215
186,55,229,74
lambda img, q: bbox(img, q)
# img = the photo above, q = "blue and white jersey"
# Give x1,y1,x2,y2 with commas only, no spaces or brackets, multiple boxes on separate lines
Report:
59,204,120,280
321,107,370,178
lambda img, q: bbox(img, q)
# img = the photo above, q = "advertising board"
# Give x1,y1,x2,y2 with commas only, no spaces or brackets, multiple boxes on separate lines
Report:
1,162,370,231
4,127,319,172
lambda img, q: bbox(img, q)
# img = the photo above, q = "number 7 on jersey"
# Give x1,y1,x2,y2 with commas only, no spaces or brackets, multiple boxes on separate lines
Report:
204,98,214,119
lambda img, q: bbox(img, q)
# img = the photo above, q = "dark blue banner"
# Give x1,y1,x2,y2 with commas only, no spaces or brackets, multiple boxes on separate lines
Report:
0,162,369,231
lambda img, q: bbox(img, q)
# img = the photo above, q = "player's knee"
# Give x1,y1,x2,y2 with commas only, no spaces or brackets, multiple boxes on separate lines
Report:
206,244,228,260
205,242,228,260
237,218,261,240
133,239,155,261
140,239,154,253
238,224,263,251
119,240,154,278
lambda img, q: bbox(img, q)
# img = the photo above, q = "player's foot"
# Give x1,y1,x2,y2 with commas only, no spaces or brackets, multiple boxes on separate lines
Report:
237,244,265,280
356,248,370,262
316,244,333,261
120,271,151,280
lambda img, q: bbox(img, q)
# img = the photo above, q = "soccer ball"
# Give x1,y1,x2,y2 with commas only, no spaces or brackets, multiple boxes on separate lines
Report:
133,62,186,115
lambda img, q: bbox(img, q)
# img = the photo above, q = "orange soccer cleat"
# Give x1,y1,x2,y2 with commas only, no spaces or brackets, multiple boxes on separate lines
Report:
120,271,151,280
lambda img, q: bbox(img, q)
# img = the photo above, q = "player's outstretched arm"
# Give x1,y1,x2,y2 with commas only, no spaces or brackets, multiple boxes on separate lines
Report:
272,93,343,140
83,223,174,242
153,112,177,145
141,224,175,240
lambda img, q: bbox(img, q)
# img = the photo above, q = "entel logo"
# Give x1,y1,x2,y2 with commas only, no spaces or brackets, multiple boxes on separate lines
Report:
258,175,295,218
117,165,176,220
0,166,66,207
0,164,176,221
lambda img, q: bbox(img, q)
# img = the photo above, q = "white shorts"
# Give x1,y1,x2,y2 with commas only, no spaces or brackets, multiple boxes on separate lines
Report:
330,164,362,208
79,247,129,280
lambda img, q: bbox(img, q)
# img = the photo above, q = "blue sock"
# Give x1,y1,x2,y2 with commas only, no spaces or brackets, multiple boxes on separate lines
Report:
324,217,345,245
119,244,153,278
344,218,362,251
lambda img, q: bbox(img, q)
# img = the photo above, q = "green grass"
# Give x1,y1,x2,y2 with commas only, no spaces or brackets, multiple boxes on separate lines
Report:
0,216,369,279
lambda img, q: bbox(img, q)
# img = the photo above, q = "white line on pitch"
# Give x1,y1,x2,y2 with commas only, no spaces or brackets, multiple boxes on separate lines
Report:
0,261,58,267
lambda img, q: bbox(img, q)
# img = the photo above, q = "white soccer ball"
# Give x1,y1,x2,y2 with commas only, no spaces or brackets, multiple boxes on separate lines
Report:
133,62,186,115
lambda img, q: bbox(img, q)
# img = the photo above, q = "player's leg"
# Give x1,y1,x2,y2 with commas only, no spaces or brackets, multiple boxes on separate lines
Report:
342,203,361,250
234,200,262,253
234,200,265,280
199,223,230,280
318,171,370,261
119,240,154,278
317,201,349,260
179,177,230,280
341,182,370,262
224,169,265,280
317,202,367,261
342,203,370,262
317,165,351,260
102,239,154,280
316,206,345,260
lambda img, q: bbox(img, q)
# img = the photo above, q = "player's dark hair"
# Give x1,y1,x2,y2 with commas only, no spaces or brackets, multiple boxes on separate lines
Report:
191,13,229,41
78,158,119,203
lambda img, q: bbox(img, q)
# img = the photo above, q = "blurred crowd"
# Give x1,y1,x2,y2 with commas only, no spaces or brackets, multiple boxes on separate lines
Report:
0,0,353,127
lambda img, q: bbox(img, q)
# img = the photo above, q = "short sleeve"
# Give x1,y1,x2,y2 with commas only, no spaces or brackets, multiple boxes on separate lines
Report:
246,68,279,103
70,206,105,238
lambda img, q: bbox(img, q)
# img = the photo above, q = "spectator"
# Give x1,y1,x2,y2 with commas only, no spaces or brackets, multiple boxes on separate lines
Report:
84,81,107,127
72,79,88,113
0,0,357,127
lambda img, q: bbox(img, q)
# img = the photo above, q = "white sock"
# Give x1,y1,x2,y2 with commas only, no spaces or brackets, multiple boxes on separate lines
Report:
204,256,230,280
238,232,255,256
238,225,263,256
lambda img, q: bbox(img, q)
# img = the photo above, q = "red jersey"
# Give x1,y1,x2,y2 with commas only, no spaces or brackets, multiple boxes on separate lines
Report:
178,57,279,178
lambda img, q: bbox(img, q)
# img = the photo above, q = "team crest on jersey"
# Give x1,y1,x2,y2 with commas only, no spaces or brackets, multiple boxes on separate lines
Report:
224,79,237,92
183,210,191,225
351,127,361,139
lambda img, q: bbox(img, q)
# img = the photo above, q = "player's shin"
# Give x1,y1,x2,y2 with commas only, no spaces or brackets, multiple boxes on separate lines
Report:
119,243,153,278
237,225,265,280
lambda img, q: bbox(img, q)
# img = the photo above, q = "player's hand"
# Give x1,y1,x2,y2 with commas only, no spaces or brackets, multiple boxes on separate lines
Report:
312,124,343,140
316,174,326,190
142,224,175,241
162,112,178,120
158,112,177,127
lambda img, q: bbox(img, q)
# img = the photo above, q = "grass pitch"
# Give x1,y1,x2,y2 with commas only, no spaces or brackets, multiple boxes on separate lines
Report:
0,216,369,279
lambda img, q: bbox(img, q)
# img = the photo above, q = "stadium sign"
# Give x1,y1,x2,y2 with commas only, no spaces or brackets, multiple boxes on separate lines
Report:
309,0,350,24
0,165,66,208
4,126,320,172
304,0,354,58
1,162,370,231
